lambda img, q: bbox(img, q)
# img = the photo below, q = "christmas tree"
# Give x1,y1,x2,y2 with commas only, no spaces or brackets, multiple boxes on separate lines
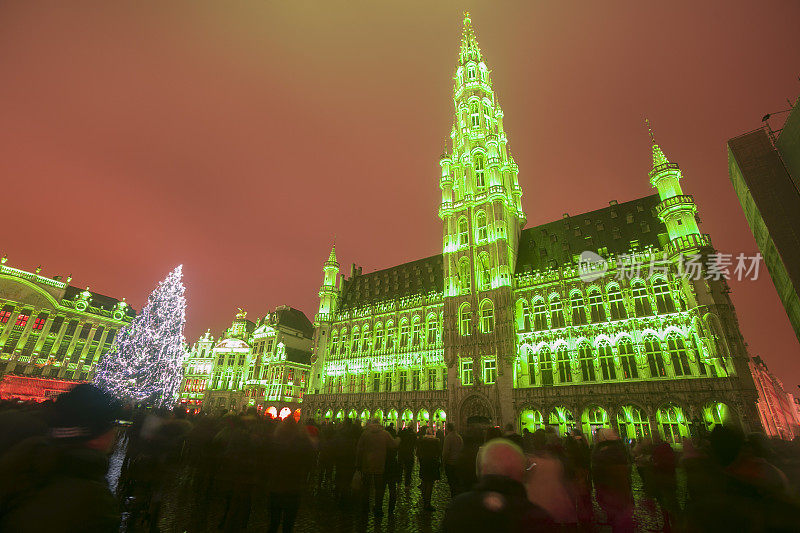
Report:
94,265,186,408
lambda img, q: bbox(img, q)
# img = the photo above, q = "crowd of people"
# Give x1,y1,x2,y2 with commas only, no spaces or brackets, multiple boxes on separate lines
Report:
1,384,800,532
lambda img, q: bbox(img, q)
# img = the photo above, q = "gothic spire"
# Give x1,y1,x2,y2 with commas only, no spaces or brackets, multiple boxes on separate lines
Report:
646,119,671,168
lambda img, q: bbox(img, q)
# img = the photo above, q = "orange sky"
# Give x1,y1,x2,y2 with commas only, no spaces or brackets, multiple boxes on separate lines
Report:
1,1,799,388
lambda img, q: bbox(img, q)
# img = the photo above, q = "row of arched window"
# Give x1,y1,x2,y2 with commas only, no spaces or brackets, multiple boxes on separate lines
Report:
329,314,442,357
521,333,716,387
517,278,678,332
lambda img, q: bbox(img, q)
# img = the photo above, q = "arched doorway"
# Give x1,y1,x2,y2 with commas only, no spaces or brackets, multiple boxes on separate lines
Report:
548,406,575,436
417,409,430,432
657,404,690,444
360,409,370,425
386,409,398,429
348,408,358,421
335,409,344,421
617,405,651,440
520,409,544,434
581,406,610,443
460,394,494,429
432,409,446,431
323,409,332,422
374,409,384,424
401,409,414,429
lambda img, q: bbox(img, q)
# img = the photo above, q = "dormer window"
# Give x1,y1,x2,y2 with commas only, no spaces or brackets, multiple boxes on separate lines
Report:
468,66,476,79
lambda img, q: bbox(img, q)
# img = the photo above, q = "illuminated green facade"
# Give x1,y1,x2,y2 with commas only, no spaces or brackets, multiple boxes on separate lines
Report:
304,14,760,441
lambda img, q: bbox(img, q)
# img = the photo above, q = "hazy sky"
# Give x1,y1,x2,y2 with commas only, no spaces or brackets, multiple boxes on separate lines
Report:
1,1,799,388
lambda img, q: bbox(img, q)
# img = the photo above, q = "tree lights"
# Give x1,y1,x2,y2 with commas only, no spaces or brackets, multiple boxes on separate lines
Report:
94,265,186,408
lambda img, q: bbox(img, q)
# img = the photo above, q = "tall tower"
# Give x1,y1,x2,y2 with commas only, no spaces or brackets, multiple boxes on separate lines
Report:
648,124,710,258
440,13,525,427
310,244,339,392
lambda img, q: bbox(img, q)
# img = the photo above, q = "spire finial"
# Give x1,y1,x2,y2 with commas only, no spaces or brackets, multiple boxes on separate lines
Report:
645,117,655,144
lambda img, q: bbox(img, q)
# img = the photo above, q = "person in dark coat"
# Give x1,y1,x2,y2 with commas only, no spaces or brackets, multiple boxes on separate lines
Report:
383,426,402,516
398,425,417,487
416,426,442,511
265,418,316,533
0,384,122,533
591,428,634,533
442,438,554,532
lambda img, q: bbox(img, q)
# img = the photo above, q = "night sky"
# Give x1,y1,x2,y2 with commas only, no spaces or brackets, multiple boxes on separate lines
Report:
2,2,799,388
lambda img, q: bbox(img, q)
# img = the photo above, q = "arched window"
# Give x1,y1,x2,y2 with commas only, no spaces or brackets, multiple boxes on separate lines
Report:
411,317,421,347
518,300,531,331
557,346,572,383
632,282,653,316
470,102,480,128
539,347,553,386
607,285,627,320
653,279,676,314
480,300,494,333
385,322,395,351
361,325,370,352
374,323,384,353
483,101,492,119
351,327,360,353
426,315,438,345
588,289,606,323
579,343,595,382
618,339,638,379
475,155,486,190
340,328,349,355
477,253,491,291
532,298,547,330
459,305,472,336
645,336,666,377
459,258,471,293
458,217,469,247
468,65,476,79
667,335,692,376
571,292,587,326
598,341,616,380
399,320,410,348
527,348,536,386
330,331,338,355
550,296,565,328
475,211,488,242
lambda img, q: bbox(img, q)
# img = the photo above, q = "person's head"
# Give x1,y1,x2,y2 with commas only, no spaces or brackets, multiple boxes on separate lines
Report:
477,438,527,482
48,384,121,453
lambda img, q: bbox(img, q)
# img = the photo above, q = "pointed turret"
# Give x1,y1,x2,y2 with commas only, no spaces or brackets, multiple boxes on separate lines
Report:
316,243,339,324
459,12,483,64
647,121,710,258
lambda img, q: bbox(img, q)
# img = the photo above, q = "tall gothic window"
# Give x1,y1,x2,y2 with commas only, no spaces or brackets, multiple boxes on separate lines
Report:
579,343,596,382
458,217,469,247
475,211,488,242
459,258,471,293
361,325,371,352
470,102,479,127
532,299,547,330
411,318,421,347
667,335,692,376
598,342,617,380
653,279,676,314
608,285,627,320
461,358,473,385
550,296,565,328
426,315,438,345
475,155,486,190
557,346,572,383
480,300,494,333
632,282,653,316
645,336,666,377
519,299,531,331
528,350,536,386
459,305,472,336
618,339,638,379
571,293,587,326
374,324,384,352
399,320,410,348
588,289,606,323
351,328,360,354
478,253,491,291
539,347,553,386
330,332,338,355
385,322,395,351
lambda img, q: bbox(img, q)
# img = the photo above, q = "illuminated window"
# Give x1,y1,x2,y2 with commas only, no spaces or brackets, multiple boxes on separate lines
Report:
570,293,587,326
539,348,553,386
475,211,488,241
483,102,492,119
470,102,479,128
468,65,476,79
374,325,384,352
461,359,473,385
607,285,627,320
15,313,30,328
618,339,638,379
399,371,408,391
632,282,653,316
645,337,666,377
598,342,616,380
653,279,676,314
32,314,48,330
459,258,471,293
373,372,381,392
413,369,420,390
667,335,692,376
519,299,531,331
529,299,545,330
475,155,486,190
549,296,565,328
330,332,338,355
0,306,13,323
588,290,606,323
426,316,437,345
411,318,421,346
459,305,471,336
384,372,392,391
483,359,497,384
458,218,469,246
477,253,491,291
479,300,494,333
399,320,409,347
579,343,595,382
385,323,395,351
361,325,370,352
557,346,572,383
428,369,437,389
351,328,360,353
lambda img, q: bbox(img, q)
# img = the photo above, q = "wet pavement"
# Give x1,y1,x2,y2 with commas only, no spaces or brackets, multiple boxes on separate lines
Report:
141,462,684,532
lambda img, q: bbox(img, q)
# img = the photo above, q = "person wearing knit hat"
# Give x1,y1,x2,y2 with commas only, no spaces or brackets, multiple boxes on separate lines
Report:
0,384,122,532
